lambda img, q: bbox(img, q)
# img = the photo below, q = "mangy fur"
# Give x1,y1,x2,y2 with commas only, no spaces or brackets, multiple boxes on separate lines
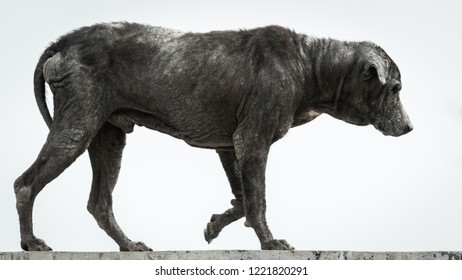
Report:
14,22,412,251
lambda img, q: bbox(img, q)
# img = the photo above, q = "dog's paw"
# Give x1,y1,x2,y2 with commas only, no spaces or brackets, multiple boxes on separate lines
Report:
120,241,153,251
261,239,294,250
21,237,52,251
204,214,222,243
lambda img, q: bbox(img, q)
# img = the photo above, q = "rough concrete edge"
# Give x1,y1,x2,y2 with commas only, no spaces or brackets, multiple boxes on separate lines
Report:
1,251,462,260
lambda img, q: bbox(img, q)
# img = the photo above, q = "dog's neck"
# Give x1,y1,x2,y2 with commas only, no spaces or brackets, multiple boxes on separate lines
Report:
297,36,355,117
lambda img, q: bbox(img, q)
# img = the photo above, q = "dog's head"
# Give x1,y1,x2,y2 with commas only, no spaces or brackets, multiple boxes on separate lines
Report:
330,42,413,137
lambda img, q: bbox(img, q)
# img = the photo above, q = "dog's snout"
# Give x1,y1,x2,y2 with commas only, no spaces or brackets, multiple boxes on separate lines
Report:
400,107,413,135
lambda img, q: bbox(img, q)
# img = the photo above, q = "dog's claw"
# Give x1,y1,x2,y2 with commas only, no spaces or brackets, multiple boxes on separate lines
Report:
261,239,294,250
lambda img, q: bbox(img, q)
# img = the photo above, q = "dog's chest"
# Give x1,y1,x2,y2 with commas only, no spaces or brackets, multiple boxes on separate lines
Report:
292,110,321,127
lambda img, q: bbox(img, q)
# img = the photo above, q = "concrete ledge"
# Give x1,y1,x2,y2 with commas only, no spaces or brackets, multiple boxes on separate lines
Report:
1,251,462,260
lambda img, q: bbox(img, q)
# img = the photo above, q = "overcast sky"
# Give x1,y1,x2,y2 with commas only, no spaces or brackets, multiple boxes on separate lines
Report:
1,0,461,252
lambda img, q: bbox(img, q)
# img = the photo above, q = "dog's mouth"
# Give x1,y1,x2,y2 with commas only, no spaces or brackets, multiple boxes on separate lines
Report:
371,120,384,133
371,118,392,136
372,119,413,137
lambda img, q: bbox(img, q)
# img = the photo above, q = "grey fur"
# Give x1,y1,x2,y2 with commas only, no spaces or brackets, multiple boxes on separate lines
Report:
14,23,412,251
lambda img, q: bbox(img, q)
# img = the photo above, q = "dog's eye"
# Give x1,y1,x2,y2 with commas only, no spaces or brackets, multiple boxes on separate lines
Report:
392,83,401,93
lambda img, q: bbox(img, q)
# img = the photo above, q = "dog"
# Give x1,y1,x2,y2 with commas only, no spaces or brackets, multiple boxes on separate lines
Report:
14,22,412,251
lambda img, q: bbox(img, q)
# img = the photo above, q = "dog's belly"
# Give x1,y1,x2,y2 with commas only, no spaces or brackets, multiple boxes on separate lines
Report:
108,109,235,149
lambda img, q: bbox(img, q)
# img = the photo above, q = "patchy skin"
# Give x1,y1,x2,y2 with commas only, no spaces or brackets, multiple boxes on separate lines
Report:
15,22,412,252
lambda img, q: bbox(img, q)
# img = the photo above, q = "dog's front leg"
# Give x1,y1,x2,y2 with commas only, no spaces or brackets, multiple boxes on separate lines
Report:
233,131,294,250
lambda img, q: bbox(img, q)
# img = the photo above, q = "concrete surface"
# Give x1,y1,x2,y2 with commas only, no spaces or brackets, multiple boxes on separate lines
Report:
1,251,462,260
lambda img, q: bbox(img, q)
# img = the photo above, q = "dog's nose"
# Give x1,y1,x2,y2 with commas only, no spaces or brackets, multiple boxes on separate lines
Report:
405,123,413,133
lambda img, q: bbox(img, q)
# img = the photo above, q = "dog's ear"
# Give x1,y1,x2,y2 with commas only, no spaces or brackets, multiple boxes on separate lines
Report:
361,53,389,85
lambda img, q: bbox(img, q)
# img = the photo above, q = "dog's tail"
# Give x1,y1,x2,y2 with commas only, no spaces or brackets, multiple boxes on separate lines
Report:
34,46,57,129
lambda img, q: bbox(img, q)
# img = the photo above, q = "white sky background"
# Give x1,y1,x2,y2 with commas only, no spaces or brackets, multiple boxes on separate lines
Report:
0,0,461,252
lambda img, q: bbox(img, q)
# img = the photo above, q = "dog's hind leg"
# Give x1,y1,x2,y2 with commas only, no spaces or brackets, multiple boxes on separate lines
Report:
14,100,104,251
87,123,152,251
204,150,245,243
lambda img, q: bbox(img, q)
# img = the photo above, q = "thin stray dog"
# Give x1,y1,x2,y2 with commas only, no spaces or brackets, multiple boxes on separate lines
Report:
14,23,412,251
